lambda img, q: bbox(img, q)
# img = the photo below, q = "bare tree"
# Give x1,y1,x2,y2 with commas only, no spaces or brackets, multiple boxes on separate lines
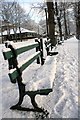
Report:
75,1,80,40
55,2,62,42
46,1,57,46
30,2,46,35
62,2,69,40
1,1,29,42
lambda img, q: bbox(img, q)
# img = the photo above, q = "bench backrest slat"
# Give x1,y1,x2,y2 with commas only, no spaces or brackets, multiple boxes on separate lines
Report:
3,49,13,60
3,43,39,60
9,51,41,81
17,43,39,56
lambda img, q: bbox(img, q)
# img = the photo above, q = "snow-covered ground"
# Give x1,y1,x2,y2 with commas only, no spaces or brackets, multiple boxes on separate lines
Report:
1,36,78,119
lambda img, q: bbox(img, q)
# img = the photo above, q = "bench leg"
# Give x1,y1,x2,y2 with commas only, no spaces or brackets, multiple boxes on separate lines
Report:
10,78,49,114
10,81,25,110
28,93,43,112
10,91,44,112
10,78,43,112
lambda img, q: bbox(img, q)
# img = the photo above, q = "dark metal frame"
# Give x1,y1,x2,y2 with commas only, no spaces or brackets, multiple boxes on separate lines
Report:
4,39,50,113
45,38,58,56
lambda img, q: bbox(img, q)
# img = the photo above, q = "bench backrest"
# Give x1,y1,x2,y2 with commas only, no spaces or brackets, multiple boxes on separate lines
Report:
3,43,39,60
2,39,44,83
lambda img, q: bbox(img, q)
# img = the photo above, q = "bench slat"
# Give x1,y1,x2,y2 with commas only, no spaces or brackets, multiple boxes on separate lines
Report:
9,51,41,81
20,51,40,72
17,43,39,57
3,48,13,60
3,43,39,60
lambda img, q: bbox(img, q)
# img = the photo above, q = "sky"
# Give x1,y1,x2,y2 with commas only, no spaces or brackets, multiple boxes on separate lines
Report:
3,0,45,23
15,0,45,23
17,0,44,3
2,0,76,23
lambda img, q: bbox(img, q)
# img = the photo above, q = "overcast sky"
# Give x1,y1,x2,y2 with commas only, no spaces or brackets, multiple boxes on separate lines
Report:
17,0,45,23
3,0,76,23
18,0,44,3
2,0,45,23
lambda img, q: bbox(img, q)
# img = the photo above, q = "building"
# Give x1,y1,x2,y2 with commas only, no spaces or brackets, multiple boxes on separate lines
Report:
0,27,37,43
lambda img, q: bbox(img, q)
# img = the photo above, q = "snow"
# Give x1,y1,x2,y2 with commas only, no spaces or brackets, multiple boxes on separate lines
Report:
27,55,57,91
0,28,36,36
9,51,40,74
1,36,78,119
2,41,16,54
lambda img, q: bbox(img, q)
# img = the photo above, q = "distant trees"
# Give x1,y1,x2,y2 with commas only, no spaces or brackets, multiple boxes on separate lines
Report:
30,1,76,43
63,3,69,39
57,2,70,40
0,0,78,42
1,1,45,39
1,1,38,42
56,2,77,39
45,1,76,44
1,1,27,41
1,1,27,30
55,2,62,42
30,1,79,41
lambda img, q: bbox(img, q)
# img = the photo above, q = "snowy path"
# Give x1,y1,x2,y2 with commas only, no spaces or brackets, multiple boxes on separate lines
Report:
1,37,78,118
36,36,78,118
50,37,78,118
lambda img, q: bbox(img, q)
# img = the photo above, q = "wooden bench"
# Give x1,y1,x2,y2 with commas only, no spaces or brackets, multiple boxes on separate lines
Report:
45,37,58,56
2,38,57,113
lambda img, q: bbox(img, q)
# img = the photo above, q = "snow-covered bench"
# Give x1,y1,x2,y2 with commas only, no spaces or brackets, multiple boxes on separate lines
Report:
2,39,58,112
45,38,58,56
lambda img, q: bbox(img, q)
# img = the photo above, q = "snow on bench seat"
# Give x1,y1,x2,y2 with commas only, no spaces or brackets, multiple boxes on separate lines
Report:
9,52,58,92
25,55,57,91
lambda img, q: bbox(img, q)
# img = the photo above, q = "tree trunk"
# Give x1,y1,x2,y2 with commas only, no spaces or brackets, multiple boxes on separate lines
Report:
47,1,57,46
67,10,70,36
63,3,68,40
55,2,62,41
76,1,80,40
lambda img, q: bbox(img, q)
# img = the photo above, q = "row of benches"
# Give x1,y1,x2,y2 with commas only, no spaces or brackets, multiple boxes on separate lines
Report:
2,38,58,113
